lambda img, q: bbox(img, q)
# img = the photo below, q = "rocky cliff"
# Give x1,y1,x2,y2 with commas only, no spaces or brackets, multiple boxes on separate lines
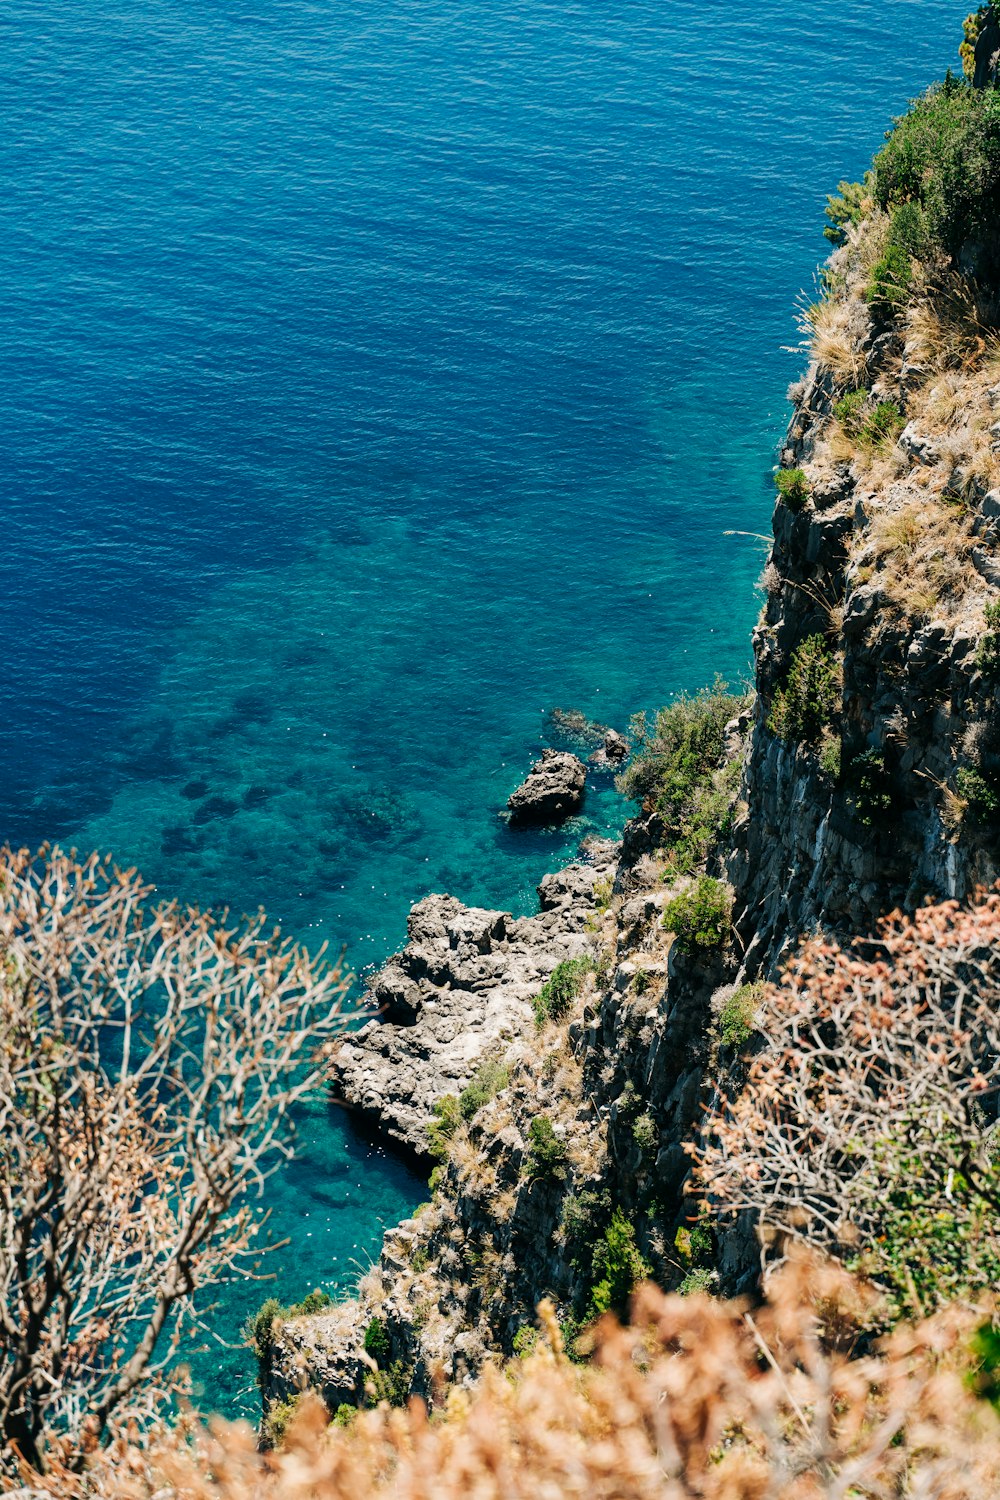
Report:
257,98,1000,1429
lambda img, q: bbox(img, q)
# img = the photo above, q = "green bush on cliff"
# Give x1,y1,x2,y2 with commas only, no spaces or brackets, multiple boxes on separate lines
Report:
719,980,764,1049
824,173,873,244
533,956,594,1027
774,467,809,512
861,400,905,450
663,876,732,954
865,244,913,315
957,765,1000,823
363,1316,391,1365
872,81,1000,280
847,748,895,827
245,1288,332,1362
588,1210,652,1319
459,1053,511,1117
429,1054,512,1158
977,599,1000,671
618,679,749,871
525,1115,570,1182
833,388,869,436
768,635,840,746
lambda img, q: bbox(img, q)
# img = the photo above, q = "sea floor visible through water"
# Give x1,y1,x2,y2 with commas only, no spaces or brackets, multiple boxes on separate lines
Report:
1,0,960,1416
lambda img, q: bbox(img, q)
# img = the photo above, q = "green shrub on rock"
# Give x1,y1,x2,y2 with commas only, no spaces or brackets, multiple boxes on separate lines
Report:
848,748,894,827
458,1053,511,1118
865,244,912,315
533,956,594,1027
977,599,1000,671
833,388,869,436
663,877,732,954
427,1094,462,1161
589,1210,651,1319
774,467,810,511
767,635,840,746
525,1115,570,1182
861,400,904,450
719,981,764,1049
872,81,1000,278
363,1315,391,1365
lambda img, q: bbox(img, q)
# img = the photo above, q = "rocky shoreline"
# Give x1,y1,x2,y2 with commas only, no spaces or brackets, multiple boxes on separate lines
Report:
329,841,617,1158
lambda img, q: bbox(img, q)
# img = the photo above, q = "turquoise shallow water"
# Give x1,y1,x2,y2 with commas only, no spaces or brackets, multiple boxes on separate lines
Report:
1,0,959,1414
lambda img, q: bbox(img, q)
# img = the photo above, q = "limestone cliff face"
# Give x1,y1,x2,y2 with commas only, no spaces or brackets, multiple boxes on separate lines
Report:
731,253,1000,973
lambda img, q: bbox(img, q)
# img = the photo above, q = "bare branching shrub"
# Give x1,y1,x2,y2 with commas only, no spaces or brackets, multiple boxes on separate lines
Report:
0,847,349,1470
699,891,1000,1319
40,1258,1000,1499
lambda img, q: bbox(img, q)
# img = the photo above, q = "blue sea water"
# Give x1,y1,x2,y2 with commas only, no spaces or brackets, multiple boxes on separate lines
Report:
2,0,958,1415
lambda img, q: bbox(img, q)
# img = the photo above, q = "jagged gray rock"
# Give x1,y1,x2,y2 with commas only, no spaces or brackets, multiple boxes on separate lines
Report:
329,848,616,1157
506,749,586,826
589,728,630,769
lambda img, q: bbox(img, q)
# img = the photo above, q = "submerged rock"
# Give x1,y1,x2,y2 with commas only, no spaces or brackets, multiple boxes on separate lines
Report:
506,749,586,826
589,728,630,769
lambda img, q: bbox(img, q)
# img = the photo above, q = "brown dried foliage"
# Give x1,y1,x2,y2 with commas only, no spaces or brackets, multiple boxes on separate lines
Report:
0,847,350,1471
30,1256,1000,1499
698,891,1000,1295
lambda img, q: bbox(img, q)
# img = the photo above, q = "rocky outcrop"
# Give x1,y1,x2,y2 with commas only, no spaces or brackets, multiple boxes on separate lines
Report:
589,728,630,769
506,750,586,826
329,846,616,1158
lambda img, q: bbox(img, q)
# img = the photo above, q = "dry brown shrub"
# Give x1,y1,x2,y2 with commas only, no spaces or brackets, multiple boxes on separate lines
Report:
698,890,1000,1319
29,1258,1000,1500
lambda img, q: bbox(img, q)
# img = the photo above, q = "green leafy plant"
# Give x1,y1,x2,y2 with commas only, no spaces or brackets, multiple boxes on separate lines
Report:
819,729,842,782
367,1359,413,1408
512,1325,539,1358
632,1112,657,1153
957,766,1000,824
719,981,764,1049
865,243,913,315
824,174,873,244
767,635,840,745
663,877,732,954
427,1094,462,1161
833,388,869,436
245,1289,332,1362
533,956,594,1027
363,1316,391,1366
774,467,810,512
458,1053,511,1118
618,680,749,880
525,1115,570,1182
589,1209,652,1319
977,599,1000,671
848,748,894,827
861,400,904,450
678,1267,718,1296
261,1395,301,1450
872,81,1000,281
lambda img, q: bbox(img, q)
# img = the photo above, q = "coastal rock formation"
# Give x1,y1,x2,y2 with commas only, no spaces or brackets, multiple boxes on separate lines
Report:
505,749,586,826
589,728,630,769
329,846,616,1157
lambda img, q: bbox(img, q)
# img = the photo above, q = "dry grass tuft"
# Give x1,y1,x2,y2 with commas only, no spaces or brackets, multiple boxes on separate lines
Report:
803,295,868,385
860,497,975,621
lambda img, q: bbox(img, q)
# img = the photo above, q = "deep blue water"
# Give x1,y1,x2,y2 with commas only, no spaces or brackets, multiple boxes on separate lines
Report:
2,0,958,1414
